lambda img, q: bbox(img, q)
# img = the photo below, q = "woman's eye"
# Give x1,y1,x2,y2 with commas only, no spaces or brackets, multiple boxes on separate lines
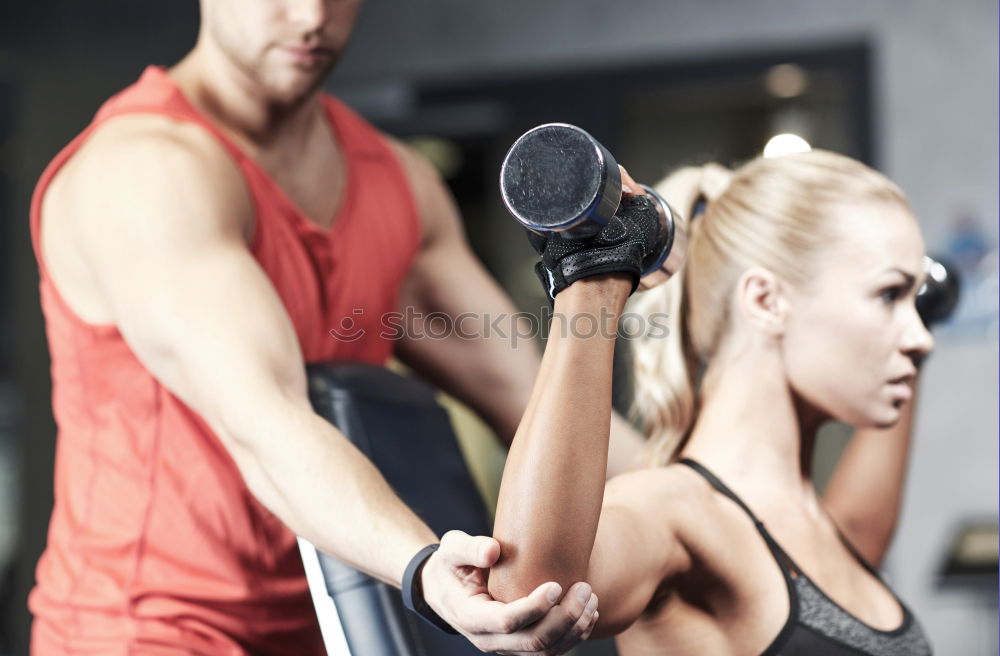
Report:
880,286,904,304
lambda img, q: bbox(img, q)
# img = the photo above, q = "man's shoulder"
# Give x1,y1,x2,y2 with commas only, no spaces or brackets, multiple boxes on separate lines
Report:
56,113,248,214
47,112,252,242
77,113,240,184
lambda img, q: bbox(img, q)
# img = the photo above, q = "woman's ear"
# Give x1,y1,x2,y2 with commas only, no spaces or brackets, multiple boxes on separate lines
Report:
735,266,790,336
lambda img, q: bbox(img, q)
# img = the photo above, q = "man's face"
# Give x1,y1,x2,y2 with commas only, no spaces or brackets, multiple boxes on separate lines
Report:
202,0,364,104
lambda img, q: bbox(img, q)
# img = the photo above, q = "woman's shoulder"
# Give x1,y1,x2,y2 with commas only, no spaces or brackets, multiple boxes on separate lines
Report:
606,462,712,496
605,462,761,560
603,463,720,535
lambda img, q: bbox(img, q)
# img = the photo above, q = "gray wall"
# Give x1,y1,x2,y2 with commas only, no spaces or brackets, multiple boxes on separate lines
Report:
335,0,999,248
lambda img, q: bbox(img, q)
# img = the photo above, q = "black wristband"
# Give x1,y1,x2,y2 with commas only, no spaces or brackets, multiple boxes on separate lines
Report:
401,544,458,634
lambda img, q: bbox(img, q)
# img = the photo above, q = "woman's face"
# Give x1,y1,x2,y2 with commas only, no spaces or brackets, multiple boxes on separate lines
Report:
781,200,934,428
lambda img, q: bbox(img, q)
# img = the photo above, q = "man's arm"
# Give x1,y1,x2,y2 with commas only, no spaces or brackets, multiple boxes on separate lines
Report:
52,117,595,651
390,142,646,475
822,380,919,567
63,120,434,582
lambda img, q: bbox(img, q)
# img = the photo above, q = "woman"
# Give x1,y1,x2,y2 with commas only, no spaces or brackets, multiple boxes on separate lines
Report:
488,150,935,655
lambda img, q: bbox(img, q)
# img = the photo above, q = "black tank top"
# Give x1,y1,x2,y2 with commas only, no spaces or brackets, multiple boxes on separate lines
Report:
678,459,933,656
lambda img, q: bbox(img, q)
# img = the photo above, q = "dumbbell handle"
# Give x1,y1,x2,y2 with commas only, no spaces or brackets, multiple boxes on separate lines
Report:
499,123,686,289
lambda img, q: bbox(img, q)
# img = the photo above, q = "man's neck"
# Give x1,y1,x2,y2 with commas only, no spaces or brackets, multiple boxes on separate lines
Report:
169,43,325,149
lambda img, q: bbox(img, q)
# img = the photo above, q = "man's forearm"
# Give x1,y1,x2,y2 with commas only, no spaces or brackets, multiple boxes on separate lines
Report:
220,394,438,587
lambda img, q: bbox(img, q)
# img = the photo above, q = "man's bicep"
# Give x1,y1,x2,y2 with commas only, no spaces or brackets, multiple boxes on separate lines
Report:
77,131,307,440
111,240,307,433
390,140,540,440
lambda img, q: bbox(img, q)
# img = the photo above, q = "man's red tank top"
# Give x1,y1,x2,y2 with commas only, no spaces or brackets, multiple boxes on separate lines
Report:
27,66,422,654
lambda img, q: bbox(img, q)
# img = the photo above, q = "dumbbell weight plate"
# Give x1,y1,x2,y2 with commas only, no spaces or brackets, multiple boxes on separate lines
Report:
916,255,961,327
500,123,622,238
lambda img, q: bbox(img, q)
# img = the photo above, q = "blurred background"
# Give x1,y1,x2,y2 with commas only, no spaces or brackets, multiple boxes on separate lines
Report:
0,0,996,654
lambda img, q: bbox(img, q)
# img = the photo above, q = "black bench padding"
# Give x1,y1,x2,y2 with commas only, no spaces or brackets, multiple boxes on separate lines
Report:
305,362,491,656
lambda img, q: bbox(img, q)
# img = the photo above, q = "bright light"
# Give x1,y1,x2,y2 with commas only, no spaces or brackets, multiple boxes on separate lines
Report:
763,133,812,158
765,64,809,98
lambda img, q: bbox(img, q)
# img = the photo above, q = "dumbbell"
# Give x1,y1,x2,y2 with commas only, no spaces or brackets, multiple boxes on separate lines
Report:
916,255,961,328
499,123,686,290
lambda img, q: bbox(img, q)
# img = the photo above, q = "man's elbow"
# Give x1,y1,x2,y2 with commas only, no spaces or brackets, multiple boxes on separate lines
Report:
216,382,307,450
210,390,312,501
211,395,316,530
213,400,268,461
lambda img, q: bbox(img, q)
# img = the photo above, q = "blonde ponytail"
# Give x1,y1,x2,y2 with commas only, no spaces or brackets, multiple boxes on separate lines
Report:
629,266,697,465
629,164,730,465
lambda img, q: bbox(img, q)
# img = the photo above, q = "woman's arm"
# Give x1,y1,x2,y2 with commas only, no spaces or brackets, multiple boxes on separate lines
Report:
490,276,628,595
489,275,689,636
822,378,920,567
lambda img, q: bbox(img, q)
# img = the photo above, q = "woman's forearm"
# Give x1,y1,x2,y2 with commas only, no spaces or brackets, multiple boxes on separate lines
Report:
489,276,632,602
823,377,920,566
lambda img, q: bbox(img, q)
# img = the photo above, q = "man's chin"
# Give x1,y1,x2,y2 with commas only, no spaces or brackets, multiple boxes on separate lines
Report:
265,68,333,105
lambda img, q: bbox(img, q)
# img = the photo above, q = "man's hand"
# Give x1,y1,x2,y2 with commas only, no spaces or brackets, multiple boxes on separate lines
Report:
422,531,598,655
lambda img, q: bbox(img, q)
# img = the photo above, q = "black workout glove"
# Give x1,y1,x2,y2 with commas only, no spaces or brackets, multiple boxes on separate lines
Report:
527,194,668,300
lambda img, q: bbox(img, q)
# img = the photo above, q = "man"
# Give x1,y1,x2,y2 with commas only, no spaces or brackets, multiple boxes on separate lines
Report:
28,0,645,652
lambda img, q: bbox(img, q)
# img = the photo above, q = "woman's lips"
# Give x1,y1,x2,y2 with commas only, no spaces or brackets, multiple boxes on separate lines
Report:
888,380,914,404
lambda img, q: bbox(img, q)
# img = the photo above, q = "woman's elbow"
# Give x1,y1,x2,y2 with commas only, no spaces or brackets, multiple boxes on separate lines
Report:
487,548,588,603
487,567,538,603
